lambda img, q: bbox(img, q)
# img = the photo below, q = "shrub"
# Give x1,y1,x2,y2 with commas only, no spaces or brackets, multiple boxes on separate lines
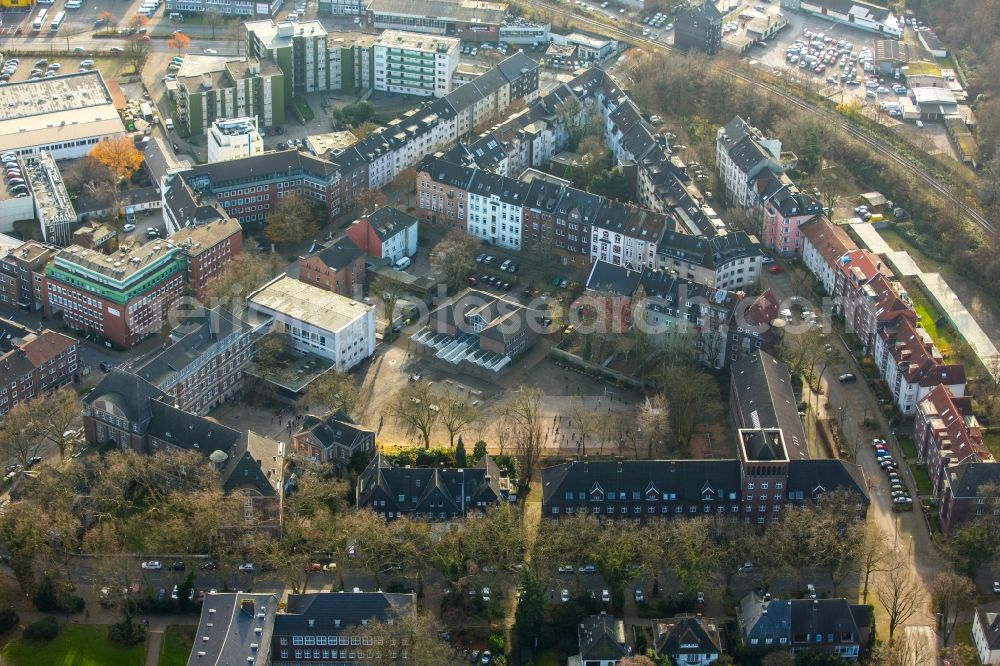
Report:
32,577,59,612
108,618,146,646
0,607,19,634
23,616,60,641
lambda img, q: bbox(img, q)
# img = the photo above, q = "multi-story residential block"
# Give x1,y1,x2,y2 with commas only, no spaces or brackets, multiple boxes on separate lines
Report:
207,117,265,163
248,274,376,371
373,30,460,98
246,20,330,99
43,242,188,349
798,216,856,295
716,116,785,211
174,57,285,136
834,250,910,353
416,156,474,228
730,350,808,451
0,326,78,416
590,200,670,270
873,314,965,415
938,462,1000,537
356,452,510,520
737,593,870,660
293,410,375,471
656,231,763,290
345,206,418,263
297,237,366,299
973,604,1000,666
757,175,823,256
164,150,342,227
83,370,284,528
915,384,988,502
674,0,722,55
728,289,781,365
466,169,528,250
130,306,254,416
0,240,57,311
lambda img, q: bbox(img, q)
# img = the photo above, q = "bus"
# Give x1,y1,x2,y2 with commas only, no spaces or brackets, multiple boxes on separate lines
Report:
49,10,65,32
31,8,47,32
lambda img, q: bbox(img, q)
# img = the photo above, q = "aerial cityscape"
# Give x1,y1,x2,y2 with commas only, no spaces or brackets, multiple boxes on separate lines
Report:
0,0,997,663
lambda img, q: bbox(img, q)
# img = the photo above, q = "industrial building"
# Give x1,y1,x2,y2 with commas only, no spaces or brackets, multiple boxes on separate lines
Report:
0,72,127,161
166,0,282,16
364,0,510,42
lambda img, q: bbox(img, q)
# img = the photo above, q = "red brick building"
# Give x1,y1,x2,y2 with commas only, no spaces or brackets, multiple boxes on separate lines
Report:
173,216,244,293
297,238,365,300
834,250,908,353
416,159,473,229
0,241,57,312
0,326,79,416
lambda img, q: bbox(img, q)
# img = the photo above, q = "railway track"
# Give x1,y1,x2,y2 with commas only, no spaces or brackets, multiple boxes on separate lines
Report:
526,0,995,235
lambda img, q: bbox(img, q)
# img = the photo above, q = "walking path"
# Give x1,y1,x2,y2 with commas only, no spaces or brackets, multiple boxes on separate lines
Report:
850,221,1000,379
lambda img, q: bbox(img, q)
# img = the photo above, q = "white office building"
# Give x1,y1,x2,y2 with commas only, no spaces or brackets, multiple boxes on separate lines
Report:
373,30,460,98
247,275,376,371
207,117,265,163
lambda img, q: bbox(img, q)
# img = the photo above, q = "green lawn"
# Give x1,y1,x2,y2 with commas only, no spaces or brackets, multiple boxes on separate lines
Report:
897,435,918,459
985,431,1000,461
0,624,144,666
953,621,974,649
159,625,196,666
291,96,315,124
899,278,957,356
910,464,933,496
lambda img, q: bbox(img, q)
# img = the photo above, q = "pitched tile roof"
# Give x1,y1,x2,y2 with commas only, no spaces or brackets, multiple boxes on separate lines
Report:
799,216,856,266
918,384,988,464
17,330,76,367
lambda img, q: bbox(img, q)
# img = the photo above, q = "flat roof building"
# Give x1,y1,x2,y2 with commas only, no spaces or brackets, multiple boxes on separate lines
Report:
247,274,376,371
207,117,265,163
374,29,461,98
365,0,510,42
0,72,126,160
23,152,77,246
306,131,359,157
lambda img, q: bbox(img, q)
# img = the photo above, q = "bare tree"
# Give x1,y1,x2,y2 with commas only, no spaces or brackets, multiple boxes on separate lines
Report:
569,397,606,456
876,555,924,641
370,274,405,335
353,608,462,666
507,388,544,489
860,523,891,603
871,631,936,666
385,381,439,449
437,395,479,449
303,369,358,417
930,571,977,646
638,393,669,458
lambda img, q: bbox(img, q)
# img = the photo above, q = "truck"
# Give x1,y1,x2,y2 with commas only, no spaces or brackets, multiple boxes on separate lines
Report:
139,102,153,121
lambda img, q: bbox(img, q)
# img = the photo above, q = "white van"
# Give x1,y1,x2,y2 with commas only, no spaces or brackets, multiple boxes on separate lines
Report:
165,118,174,130
394,256,411,270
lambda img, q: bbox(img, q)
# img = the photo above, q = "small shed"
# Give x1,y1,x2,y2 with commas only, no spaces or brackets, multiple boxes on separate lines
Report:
860,192,889,212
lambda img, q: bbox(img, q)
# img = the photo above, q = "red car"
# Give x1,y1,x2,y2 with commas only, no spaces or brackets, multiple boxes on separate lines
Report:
769,265,784,274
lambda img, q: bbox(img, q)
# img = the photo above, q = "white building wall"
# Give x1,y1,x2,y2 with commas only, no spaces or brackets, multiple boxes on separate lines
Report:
248,302,376,371
467,193,522,250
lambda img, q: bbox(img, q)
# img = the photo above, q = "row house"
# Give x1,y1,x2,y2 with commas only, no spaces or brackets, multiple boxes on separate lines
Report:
297,237,366,299
466,169,529,250
716,116,786,211
656,231,763,291
130,306,254,417
728,289,782,366
520,177,565,250
583,260,742,368
873,314,966,415
356,452,510,520
799,216,856,295
0,327,78,416
0,241,57,312
756,172,823,256
590,200,670,270
737,594,870,661
416,156,475,228
914,384,991,532
833,249,902,352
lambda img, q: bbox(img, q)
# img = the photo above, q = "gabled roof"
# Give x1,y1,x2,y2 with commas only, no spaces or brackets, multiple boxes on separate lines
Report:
730,350,808,454
298,411,374,453
918,384,988,465
976,604,1000,651
17,330,77,367
496,52,539,83
418,155,476,190
278,591,415,634
578,614,628,661
468,169,530,206
879,315,965,388
786,459,868,503
311,237,364,271
739,594,864,646
799,217,856,267
187,593,278,666
658,231,761,269
83,369,168,423
655,616,722,657
946,461,1000,499
146,399,242,454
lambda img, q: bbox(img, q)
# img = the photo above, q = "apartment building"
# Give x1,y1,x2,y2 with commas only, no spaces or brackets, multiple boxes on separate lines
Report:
0,326,78,416
207,117,265,163
656,231,763,290
373,30,460,98
345,206,418,263
833,249,906,353
0,240,56,311
131,306,254,416
674,0,722,55
176,215,244,292
174,57,285,136
297,237,366,299
799,216,856,295
590,200,669,270
716,116,785,211
466,169,528,250
293,410,374,469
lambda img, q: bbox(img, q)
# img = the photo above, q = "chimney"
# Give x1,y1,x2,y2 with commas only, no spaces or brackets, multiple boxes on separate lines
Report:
240,599,255,616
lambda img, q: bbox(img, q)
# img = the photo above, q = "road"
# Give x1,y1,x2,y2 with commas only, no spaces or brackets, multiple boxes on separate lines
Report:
763,268,938,656
521,0,993,238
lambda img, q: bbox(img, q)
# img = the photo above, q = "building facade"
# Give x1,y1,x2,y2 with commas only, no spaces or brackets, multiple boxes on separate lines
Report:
297,238,366,299
373,30,460,98
293,410,375,469
0,327,78,416
674,0,722,55
207,117,265,163
345,206,419,263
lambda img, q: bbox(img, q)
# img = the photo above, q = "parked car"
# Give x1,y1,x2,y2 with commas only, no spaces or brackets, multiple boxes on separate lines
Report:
579,564,596,574
560,589,570,602
601,589,610,602
768,265,784,273
141,561,162,570
838,373,857,383
807,583,817,599
558,565,574,574
238,562,255,571
634,588,644,603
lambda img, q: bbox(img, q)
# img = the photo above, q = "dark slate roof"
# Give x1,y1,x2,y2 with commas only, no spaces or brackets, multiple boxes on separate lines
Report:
132,306,248,389
740,594,864,646
278,592,415,634
686,0,722,22
181,150,339,190
557,186,605,224
585,261,644,296
187,593,278,666
468,169,529,206
726,134,773,175
718,116,752,153
786,459,868,503
468,134,510,171
362,207,418,241
523,178,565,214
656,617,722,658
142,136,174,187
330,145,368,172
976,604,1000,652
541,459,743,506
657,231,761,269
298,411,373,453
313,237,363,270
445,79,487,113
730,350,808,454
357,453,507,515
83,369,168,423
146,399,242,454
579,614,628,661
811,0,890,22
496,51,539,82
418,155,475,190
947,462,1000,499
